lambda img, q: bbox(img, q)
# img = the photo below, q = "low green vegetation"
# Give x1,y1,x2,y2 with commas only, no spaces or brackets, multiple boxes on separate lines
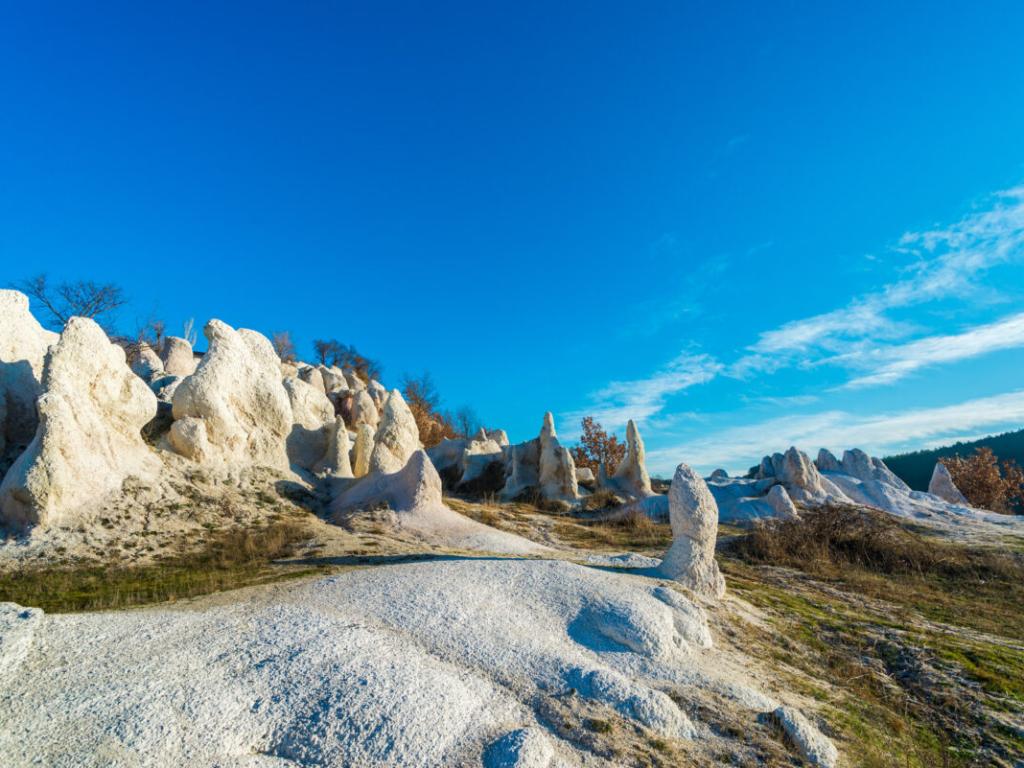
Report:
0,521,317,612
722,506,1024,767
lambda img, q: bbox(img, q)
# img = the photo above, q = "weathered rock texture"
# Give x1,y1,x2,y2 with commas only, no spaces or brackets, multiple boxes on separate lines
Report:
283,377,335,471
130,343,164,381
352,423,374,479
0,291,58,468
0,318,158,528
758,447,848,505
161,336,197,378
928,462,968,505
658,463,725,598
607,419,653,498
500,439,540,501
169,320,292,469
369,390,421,474
315,417,353,478
352,390,379,429
538,412,578,503
764,484,799,519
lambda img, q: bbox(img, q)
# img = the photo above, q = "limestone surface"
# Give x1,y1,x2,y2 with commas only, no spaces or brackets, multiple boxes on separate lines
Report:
160,336,197,378
0,318,158,528
352,422,375,478
368,390,421,474
500,438,540,501
764,484,799,519
283,376,335,471
658,463,725,598
169,320,292,470
608,419,653,498
352,389,380,429
0,290,58,465
928,462,968,505
538,412,578,503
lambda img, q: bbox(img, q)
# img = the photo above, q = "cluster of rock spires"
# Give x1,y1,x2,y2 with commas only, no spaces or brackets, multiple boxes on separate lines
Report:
706,444,980,526
0,290,405,529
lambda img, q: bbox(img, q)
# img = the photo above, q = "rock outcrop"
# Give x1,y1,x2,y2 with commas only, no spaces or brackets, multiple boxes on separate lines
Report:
0,318,158,528
168,320,292,469
161,336,197,378
500,439,540,501
458,432,506,493
658,463,725,598
283,377,335,471
538,413,578,504
352,390,379,429
758,447,848,505
607,419,653,498
764,484,798,519
928,462,967,505
314,417,353,478
814,448,841,473
130,343,164,381
351,422,374,479
297,364,326,395
369,390,421,474
0,291,58,468
333,449,442,517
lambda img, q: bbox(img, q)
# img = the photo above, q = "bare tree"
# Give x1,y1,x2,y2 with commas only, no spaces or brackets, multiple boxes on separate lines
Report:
271,331,297,363
311,338,382,381
17,273,127,331
454,406,482,438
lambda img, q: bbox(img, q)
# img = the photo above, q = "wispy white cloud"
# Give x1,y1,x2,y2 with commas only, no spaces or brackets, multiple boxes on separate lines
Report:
732,186,1024,374
646,389,1024,474
561,353,721,435
835,311,1024,389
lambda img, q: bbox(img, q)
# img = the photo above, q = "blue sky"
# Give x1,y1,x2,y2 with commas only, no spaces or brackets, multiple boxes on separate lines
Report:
3,2,1024,475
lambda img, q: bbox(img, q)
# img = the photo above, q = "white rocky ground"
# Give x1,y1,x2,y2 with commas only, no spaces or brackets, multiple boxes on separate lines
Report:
708,446,1024,541
0,558,835,768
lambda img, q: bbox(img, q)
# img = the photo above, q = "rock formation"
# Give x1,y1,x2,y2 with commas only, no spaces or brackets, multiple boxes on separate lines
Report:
130,343,164,381
369,390,421,474
709,469,728,481
351,423,374,479
814,448,841,473
500,439,540,501
538,412,578,503
283,376,335,471
928,462,967,505
352,389,379,429
764,484,798,519
297,364,326,395
658,463,725,599
607,419,653,498
169,320,292,469
0,318,158,528
333,449,442,517
161,336,197,378
314,417,353,478
0,290,58,468
458,432,506,493
758,447,847,505
486,429,510,447
318,365,347,394
367,379,387,409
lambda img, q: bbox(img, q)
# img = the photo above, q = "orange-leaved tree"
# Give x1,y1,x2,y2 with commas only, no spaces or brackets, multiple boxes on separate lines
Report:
941,447,1024,514
569,416,625,476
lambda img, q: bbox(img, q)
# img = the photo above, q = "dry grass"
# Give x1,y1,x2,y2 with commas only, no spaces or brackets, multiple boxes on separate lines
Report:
0,521,315,612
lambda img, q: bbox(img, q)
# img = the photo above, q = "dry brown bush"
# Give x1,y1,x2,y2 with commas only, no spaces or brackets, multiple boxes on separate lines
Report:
941,447,1024,514
731,505,1021,581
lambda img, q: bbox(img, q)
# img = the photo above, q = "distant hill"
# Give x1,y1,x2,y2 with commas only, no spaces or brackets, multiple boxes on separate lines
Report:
883,428,1024,491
